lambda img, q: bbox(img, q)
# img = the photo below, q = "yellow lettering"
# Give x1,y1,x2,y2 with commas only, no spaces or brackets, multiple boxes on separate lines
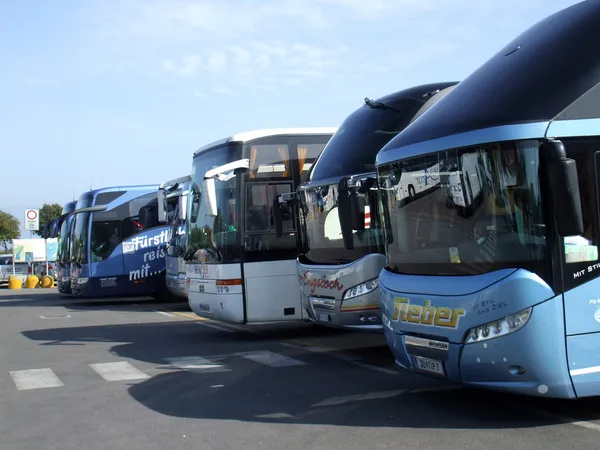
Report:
434,307,452,326
391,297,466,329
391,297,408,321
448,309,466,328
407,305,422,323
421,300,435,325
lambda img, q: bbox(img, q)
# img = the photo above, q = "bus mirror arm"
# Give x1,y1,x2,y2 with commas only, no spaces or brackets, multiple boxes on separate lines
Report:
543,139,584,236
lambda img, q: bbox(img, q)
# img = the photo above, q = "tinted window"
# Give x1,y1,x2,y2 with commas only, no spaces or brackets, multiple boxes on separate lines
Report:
309,102,421,181
90,192,165,262
188,145,242,263
248,142,291,179
561,137,600,290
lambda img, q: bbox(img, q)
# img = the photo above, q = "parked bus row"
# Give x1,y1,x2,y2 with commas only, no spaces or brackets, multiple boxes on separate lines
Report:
42,1,600,399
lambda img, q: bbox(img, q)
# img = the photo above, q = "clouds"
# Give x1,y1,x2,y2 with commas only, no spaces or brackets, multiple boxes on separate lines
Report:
161,41,347,96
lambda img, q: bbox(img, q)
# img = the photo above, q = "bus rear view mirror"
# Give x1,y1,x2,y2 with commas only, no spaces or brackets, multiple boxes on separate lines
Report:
157,189,168,223
543,139,584,236
203,178,218,217
337,178,354,250
178,192,188,221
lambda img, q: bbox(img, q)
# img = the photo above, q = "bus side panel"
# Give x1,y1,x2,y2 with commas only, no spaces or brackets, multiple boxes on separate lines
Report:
122,226,170,295
89,247,125,296
564,277,600,397
243,260,304,322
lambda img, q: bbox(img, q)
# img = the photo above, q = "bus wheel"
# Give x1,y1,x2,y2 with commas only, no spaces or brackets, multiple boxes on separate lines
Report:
408,185,416,201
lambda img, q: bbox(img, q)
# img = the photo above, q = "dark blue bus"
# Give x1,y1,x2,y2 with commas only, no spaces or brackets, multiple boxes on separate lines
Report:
70,185,178,298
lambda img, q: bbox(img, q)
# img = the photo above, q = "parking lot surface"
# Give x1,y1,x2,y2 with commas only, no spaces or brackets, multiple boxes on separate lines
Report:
2,287,600,450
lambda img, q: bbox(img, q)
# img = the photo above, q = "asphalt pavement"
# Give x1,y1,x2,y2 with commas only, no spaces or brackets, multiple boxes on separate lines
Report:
2,287,600,450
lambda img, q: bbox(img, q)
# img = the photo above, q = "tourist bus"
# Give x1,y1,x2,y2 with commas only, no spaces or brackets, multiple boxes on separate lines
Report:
185,128,337,323
374,0,600,399
70,184,178,298
56,200,78,293
157,175,191,299
273,83,457,331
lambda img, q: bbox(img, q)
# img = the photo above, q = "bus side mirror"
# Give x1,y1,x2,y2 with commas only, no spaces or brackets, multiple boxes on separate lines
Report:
273,192,296,238
337,178,354,250
179,193,188,221
157,189,168,223
543,139,584,236
203,178,218,217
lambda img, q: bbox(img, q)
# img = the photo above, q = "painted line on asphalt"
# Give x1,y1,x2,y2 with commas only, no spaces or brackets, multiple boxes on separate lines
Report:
89,361,150,381
10,368,64,391
237,350,307,367
196,321,235,333
152,309,175,318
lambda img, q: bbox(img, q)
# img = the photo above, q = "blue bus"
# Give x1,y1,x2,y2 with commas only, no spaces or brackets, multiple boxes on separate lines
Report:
56,201,77,293
274,83,457,331
374,0,600,399
158,175,191,299
70,185,178,298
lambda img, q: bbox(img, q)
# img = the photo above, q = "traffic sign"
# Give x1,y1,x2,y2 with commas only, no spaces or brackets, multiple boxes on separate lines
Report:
24,209,39,231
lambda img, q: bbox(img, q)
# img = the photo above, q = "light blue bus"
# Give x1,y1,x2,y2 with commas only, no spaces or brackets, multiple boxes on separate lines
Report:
70,185,177,298
374,0,600,399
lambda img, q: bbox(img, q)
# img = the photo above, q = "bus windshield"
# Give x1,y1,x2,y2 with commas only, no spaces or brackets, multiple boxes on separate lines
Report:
57,215,74,263
377,139,550,279
308,101,421,181
299,104,420,265
167,199,188,258
187,145,241,264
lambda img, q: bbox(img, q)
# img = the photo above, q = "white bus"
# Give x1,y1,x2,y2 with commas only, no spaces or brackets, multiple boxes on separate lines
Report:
185,128,337,324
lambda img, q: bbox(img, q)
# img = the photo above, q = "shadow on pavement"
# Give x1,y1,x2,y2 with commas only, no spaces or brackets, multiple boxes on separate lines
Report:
20,320,600,429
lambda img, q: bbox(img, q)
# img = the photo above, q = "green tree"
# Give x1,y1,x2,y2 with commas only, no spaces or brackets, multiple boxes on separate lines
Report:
0,210,20,252
34,203,63,237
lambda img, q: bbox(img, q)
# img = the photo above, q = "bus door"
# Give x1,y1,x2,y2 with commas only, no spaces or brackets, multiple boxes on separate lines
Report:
561,144,600,397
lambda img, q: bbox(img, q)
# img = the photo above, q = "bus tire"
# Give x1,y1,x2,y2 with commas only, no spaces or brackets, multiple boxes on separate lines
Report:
408,184,416,201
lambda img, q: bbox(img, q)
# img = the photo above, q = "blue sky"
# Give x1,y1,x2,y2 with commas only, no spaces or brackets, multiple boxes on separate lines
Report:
0,0,579,237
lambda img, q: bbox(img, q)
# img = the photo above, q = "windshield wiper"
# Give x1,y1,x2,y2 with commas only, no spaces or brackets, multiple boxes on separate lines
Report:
364,97,403,112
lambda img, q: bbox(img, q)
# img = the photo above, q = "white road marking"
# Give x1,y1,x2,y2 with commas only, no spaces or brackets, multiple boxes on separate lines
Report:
238,350,306,367
152,310,175,317
164,356,229,372
196,322,235,333
89,361,150,381
10,368,64,391
312,390,406,407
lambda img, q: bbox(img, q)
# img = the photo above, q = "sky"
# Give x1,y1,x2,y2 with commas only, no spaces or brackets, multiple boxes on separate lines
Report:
0,0,580,237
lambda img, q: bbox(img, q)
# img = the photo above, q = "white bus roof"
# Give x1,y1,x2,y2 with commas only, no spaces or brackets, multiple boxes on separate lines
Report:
159,175,191,190
193,127,338,157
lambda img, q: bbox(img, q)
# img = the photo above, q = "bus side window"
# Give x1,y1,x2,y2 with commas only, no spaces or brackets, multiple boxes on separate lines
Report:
561,140,600,290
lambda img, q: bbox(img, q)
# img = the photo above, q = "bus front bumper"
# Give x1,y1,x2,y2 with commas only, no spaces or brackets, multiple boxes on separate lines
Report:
302,288,383,332
383,305,576,399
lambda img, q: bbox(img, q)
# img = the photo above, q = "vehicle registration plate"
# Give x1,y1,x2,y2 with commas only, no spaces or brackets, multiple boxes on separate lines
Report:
318,313,330,322
413,356,445,376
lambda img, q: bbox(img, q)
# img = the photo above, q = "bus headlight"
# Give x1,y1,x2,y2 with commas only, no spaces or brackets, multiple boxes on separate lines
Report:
465,307,532,344
77,277,89,284
343,278,379,300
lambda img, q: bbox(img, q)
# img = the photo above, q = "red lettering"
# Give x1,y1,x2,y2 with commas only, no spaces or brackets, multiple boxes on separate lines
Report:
300,272,344,294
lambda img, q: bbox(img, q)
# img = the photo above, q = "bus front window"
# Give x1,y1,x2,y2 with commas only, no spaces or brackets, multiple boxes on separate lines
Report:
187,146,241,264
377,139,550,281
71,212,90,265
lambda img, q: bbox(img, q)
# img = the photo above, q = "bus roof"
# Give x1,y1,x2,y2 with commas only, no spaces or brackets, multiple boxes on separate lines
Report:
159,175,190,190
376,0,600,166
62,201,77,214
194,127,338,157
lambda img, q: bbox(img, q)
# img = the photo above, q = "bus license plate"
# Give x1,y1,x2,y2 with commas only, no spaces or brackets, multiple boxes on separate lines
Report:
318,313,330,322
413,356,445,376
